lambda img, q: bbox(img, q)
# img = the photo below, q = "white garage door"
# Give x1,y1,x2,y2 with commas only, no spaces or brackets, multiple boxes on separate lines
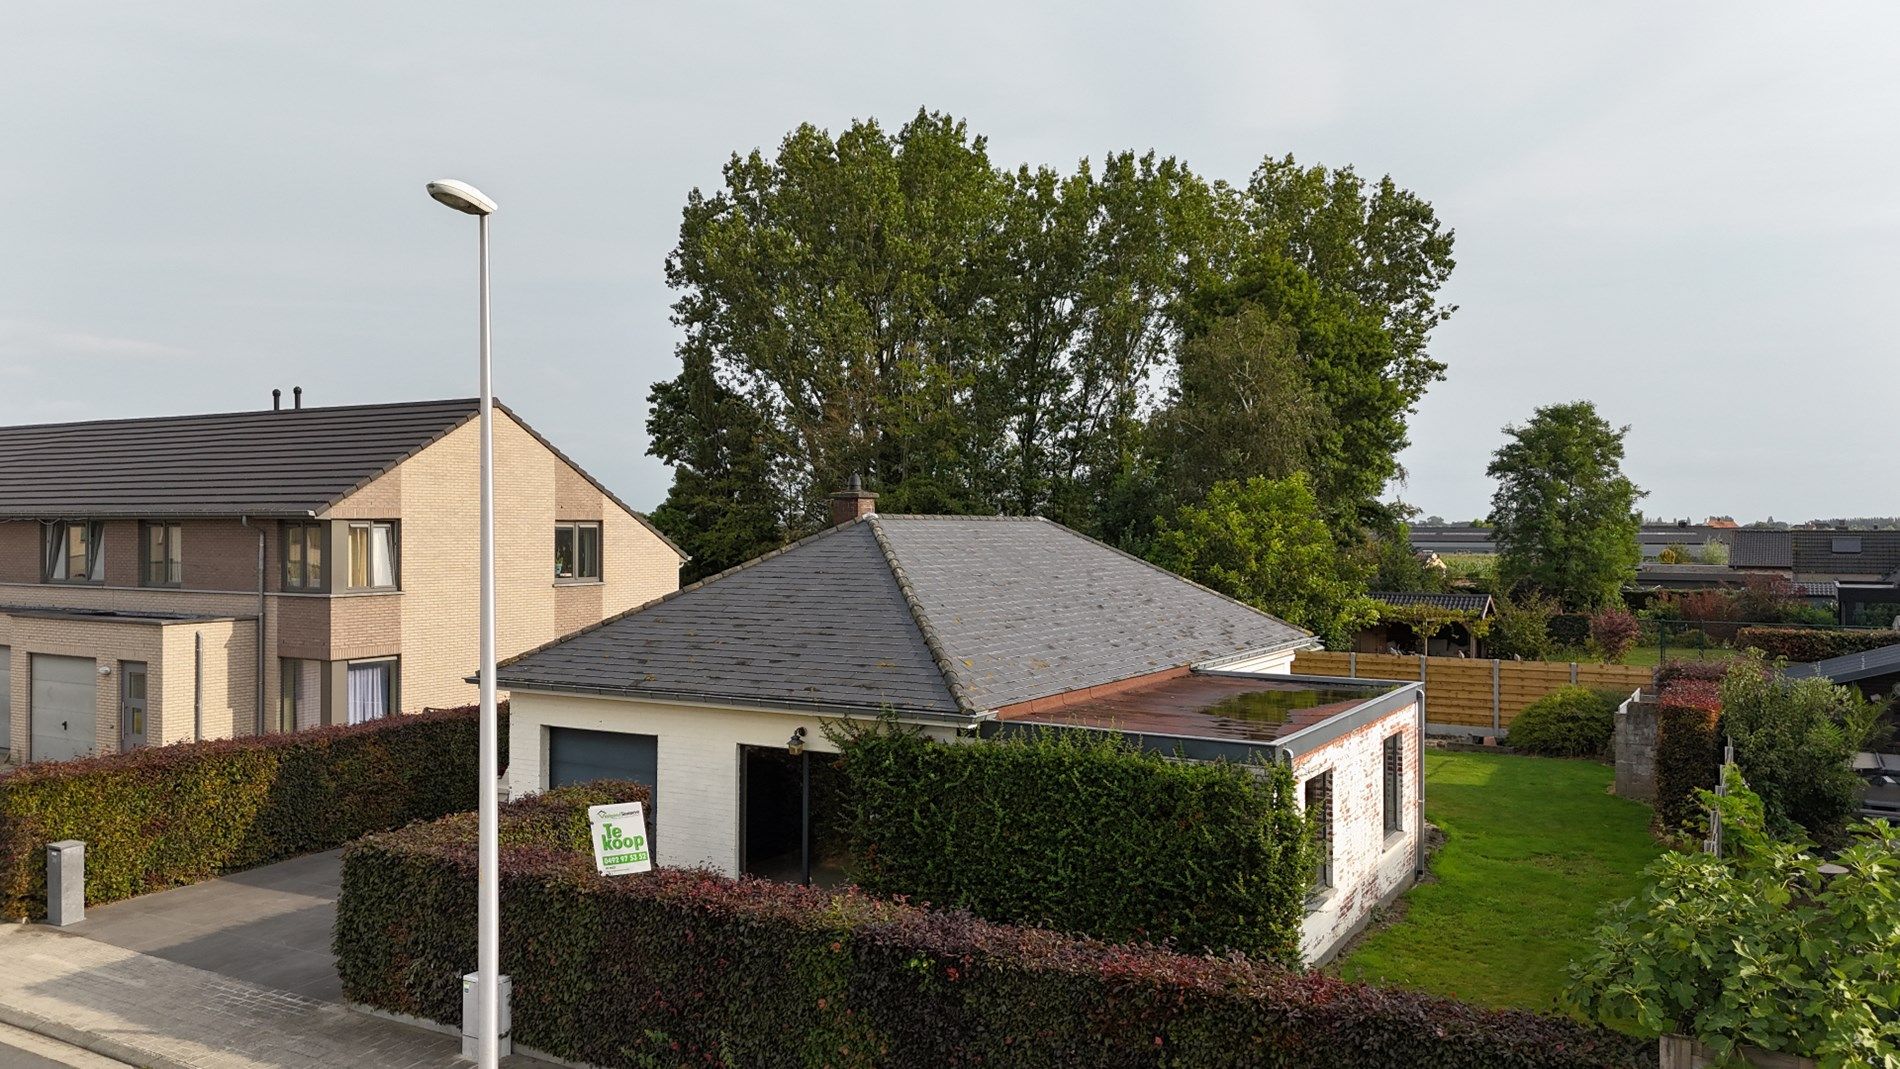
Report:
31,655,96,763
0,648,10,753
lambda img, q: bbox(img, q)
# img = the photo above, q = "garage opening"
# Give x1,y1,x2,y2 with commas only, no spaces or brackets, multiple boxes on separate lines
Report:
546,727,658,844
739,745,846,886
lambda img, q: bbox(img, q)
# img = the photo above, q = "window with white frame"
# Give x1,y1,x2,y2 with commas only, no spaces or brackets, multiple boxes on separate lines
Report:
554,521,602,581
43,521,104,583
347,522,398,590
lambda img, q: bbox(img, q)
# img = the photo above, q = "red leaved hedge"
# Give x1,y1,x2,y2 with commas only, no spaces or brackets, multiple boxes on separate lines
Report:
1654,681,1722,833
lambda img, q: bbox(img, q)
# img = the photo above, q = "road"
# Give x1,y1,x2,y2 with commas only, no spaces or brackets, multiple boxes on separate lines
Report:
0,1024,129,1069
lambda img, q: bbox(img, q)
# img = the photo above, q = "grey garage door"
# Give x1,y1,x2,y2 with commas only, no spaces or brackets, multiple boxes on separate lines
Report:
547,727,657,794
31,654,96,763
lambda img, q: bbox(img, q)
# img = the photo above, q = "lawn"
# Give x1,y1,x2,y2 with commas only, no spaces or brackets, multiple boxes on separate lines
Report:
1336,751,1660,1012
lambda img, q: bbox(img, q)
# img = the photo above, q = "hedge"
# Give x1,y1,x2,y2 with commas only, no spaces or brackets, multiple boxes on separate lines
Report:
1732,627,1900,664
829,723,1314,962
336,796,1652,1069
1653,681,1722,833
0,705,499,919
1546,612,1590,649
1655,659,1729,688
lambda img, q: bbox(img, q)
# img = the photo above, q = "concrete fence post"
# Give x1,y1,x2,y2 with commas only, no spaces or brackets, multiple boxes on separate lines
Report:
1570,662,1579,685
46,840,84,927
1348,651,1357,677
1491,659,1502,732
1418,653,1426,682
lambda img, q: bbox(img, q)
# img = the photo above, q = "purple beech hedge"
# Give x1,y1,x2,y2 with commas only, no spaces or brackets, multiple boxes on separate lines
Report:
0,704,499,919
336,785,1652,1069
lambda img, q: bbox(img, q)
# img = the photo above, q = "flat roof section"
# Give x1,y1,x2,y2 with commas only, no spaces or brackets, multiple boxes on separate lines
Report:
997,673,1400,747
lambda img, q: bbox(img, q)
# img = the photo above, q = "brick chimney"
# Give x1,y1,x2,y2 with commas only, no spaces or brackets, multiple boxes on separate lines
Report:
828,474,878,526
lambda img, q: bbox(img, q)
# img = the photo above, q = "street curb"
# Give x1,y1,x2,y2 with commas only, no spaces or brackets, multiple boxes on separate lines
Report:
0,999,193,1069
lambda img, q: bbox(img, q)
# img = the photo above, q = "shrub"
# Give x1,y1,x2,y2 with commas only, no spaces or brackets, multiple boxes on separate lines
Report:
1719,653,1872,844
1545,612,1590,649
1733,627,1900,663
1654,681,1722,833
829,723,1315,961
1587,607,1640,663
1490,593,1556,660
1656,659,1728,688
0,705,498,919
1569,770,1900,1065
338,805,1651,1069
1506,686,1619,758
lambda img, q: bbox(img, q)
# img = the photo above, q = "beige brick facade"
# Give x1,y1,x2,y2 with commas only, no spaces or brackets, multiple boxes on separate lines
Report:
0,407,681,763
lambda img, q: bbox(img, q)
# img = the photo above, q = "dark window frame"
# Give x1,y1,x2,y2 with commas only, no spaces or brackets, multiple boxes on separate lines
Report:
282,522,327,592
1305,770,1334,893
42,520,105,584
346,520,400,591
554,521,603,583
1383,734,1405,836
140,522,184,587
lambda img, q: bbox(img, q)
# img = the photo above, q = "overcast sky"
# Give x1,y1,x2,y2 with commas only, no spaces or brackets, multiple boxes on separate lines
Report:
4,3,1894,525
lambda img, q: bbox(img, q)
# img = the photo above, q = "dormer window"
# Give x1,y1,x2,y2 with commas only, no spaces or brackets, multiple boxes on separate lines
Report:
43,521,104,583
1833,536,1862,554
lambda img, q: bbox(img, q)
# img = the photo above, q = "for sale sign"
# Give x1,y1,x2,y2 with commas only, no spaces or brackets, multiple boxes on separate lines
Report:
588,802,652,876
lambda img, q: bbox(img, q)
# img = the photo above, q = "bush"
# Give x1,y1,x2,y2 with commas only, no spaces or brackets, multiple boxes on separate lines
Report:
1733,627,1900,663
1654,681,1721,833
829,723,1315,961
1656,659,1728,688
1506,686,1620,758
1490,593,1557,660
1588,607,1640,663
0,705,498,919
338,802,1651,1069
1569,770,1900,1065
1719,653,1872,844
1545,612,1590,649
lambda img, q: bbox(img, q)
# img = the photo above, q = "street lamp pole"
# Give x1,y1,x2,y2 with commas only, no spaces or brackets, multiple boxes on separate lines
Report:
426,178,501,1069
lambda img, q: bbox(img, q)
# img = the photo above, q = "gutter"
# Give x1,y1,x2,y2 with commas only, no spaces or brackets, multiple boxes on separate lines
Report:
486,677,993,729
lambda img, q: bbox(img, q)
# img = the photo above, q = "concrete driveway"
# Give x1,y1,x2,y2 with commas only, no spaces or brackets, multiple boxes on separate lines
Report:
65,850,343,1001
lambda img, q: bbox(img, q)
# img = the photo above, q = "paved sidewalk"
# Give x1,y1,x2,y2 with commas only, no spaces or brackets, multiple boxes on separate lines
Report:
0,925,548,1069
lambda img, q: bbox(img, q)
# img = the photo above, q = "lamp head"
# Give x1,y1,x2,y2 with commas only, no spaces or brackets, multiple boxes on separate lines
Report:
787,726,807,756
426,179,498,216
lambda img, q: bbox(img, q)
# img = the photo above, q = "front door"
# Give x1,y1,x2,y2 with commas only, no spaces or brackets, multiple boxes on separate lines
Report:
120,662,148,750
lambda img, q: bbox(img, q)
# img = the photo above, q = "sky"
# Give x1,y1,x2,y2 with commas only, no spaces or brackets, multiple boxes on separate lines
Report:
4,2,1895,525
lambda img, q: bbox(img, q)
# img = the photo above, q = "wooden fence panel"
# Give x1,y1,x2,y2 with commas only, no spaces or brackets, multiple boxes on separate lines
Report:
1290,652,1653,732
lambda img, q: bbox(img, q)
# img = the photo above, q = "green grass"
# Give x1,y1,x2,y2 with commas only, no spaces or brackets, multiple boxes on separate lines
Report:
1336,751,1660,1012
1616,644,1738,668
1437,552,1496,582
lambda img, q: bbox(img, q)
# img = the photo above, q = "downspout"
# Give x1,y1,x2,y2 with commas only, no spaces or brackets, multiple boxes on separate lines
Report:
1414,684,1428,877
243,515,266,736
194,631,203,742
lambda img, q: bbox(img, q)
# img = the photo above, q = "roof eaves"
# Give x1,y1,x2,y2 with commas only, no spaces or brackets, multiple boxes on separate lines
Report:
864,513,984,717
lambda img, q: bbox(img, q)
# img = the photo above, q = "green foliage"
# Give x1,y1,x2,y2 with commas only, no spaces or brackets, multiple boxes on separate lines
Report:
1587,607,1641,663
1486,402,1644,611
1369,600,1486,646
1150,473,1377,647
828,720,1315,962
1488,592,1557,660
0,706,495,919
1438,552,1497,583
1506,686,1620,758
1357,524,1448,593
339,779,1648,1069
1719,653,1874,844
1734,626,1900,663
649,110,1459,573
1654,682,1722,834
1568,769,1900,1065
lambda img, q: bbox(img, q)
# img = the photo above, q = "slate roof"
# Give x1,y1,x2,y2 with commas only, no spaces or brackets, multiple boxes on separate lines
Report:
0,398,682,555
1783,642,1900,684
1729,530,1794,569
1791,531,1900,579
1368,591,1494,615
497,515,1315,718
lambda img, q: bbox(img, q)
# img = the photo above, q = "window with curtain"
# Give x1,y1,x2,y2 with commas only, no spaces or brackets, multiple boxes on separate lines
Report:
346,660,394,725
284,523,324,590
43,521,104,583
348,522,397,589
142,523,183,586
554,521,602,581
1305,770,1334,892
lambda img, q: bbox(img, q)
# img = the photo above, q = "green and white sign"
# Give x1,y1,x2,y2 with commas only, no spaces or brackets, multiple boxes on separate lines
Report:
588,802,652,876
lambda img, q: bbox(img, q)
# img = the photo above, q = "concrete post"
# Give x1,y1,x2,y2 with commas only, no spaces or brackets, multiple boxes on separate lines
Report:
46,840,84,926
460,973,512,1060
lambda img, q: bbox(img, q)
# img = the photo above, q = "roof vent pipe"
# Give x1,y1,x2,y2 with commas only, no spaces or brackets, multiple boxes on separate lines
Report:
293,386,303,409
272,389,281,411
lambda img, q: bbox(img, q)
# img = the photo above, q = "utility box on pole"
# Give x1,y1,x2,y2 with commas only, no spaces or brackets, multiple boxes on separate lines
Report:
46,841,84,927
460,973,512,1060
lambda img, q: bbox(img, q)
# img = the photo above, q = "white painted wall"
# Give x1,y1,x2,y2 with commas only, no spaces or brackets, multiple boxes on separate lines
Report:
1199,645,1304,674
507,690,956,874
1290,699,1421,963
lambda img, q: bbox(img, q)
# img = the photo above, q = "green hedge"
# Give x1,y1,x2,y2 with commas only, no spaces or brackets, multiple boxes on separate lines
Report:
336,797,1651,1069
0,705,500,919
830,724,1314,962
1732,627,1900,663
1506,686,1621,758
1653,681,1721,833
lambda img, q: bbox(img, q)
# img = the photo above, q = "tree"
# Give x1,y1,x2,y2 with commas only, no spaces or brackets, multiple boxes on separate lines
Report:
1148,474,1376,646
1719,653,1878,844
1486,402,1644,610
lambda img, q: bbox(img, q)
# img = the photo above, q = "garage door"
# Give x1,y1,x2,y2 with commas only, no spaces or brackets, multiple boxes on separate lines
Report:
0,648,10,753
547,727,657,795
31,655,96,763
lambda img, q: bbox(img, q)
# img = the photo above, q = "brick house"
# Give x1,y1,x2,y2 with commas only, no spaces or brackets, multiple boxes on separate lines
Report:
0,397,683,764
497,486,1422,964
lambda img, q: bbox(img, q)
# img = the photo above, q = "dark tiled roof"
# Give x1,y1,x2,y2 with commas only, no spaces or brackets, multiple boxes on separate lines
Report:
0,398,683,557
1369,591,1494,615
498,515,1314,717
1794,580,1839,598
1729,530,1793,568
1791,531,1900,579
1783,642,1900,684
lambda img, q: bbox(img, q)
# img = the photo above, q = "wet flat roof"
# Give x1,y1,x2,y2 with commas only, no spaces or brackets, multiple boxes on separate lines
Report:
996,672,1402,747
0,605,236,625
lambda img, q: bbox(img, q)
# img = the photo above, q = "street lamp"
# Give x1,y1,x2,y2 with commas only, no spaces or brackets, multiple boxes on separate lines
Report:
427,177,501,1069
